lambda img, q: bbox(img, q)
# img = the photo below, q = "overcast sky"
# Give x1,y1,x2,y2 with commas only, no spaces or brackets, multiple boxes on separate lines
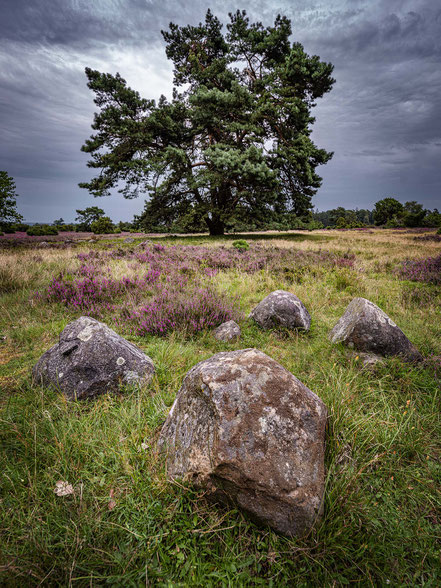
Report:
1,0,440,222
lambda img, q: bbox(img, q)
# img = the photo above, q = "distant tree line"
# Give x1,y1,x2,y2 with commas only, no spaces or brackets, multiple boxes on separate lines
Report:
134,197,441,233
1,169,440,235
312,198,441,230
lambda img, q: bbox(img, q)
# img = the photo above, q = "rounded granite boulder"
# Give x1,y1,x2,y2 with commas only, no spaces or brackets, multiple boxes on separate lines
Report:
249,290,311,331
158,348,327,537
33,316,155,400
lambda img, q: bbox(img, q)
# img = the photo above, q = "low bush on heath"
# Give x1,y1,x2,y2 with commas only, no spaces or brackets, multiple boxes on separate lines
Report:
39,244,354,336
27,225,58,236
398,254,441,285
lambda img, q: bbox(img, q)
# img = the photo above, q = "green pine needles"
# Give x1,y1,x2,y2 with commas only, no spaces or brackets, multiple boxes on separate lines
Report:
80,10,334,235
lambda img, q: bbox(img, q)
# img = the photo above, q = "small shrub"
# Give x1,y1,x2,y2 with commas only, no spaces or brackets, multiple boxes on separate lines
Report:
26,225,58,236
130,287,241,337
398,255,441,285
232,239,249,252
91,217,115,234
15,223,30,232
413,234,441,242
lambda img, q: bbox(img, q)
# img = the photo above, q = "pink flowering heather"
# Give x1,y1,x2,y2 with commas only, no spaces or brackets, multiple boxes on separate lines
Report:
398,255,441,285
40,242,356,336
128,287,241,337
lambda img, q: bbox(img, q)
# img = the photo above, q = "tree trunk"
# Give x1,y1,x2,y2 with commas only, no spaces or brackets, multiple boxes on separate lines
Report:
205,215,225,236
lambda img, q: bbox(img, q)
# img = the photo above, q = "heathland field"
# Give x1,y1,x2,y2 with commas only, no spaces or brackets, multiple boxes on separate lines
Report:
1,229,440,586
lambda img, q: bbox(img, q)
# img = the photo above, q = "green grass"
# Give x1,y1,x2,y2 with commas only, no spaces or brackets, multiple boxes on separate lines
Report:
1,231,440,586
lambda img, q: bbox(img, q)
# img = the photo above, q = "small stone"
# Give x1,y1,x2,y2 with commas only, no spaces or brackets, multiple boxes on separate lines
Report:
250,290,311,331
358,352,384,367
158,348,327,537
213,320,241,342
54,481,75,496
33,316,155,400
329,297,422,362
124,237,135,243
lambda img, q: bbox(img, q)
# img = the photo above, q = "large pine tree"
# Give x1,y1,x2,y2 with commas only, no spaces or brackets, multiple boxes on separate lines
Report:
80,10,334,235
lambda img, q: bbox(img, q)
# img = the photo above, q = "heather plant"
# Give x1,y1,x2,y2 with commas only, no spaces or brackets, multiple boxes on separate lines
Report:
40,243,358,336
128,287,241,337
398,254,441,285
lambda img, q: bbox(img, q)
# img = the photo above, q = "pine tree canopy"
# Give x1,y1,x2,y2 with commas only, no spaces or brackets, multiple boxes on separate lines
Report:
80,10,335,235
0,171,23,226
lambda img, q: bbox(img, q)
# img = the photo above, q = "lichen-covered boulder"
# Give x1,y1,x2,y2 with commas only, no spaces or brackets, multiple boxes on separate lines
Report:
213,320,241,342
158,348,327,537
249,290,311,331
33,316,155,400
329,297,422,362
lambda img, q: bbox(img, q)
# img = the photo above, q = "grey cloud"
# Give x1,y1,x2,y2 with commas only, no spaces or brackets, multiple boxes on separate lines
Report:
1,0,440,221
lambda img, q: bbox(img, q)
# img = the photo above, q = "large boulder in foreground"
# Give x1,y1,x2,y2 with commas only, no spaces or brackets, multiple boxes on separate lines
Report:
158,348,327,536
249,290,311,331
33,316,155,400
329,297,422,362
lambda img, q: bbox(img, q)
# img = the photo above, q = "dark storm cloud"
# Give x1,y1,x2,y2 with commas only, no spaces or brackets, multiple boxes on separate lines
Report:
1,0,440,221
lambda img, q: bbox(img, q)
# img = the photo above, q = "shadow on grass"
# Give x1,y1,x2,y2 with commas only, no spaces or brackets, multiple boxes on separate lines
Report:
155,231,333,244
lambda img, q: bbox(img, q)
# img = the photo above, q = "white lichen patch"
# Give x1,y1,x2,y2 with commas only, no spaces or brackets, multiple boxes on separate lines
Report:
116,357,126,366
77,324,95,342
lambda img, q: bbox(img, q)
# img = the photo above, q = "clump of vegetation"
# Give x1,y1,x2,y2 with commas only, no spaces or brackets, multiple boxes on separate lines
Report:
398,254,441,285
91,216,115,234
26,225,59,236
75,206,106,232
232,239,249,252
413,234,441,242
13,223,30,232
40,244,357,337
0,171,23,230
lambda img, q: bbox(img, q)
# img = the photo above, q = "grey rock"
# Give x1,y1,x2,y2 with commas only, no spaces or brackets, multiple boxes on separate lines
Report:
158,348,327,537
37,241,50,248
213,320,241,342
33,316,155,400
124,237,135,243
250,290,311,331
136,240,152,248
329,297,422,362
358,352,384,368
